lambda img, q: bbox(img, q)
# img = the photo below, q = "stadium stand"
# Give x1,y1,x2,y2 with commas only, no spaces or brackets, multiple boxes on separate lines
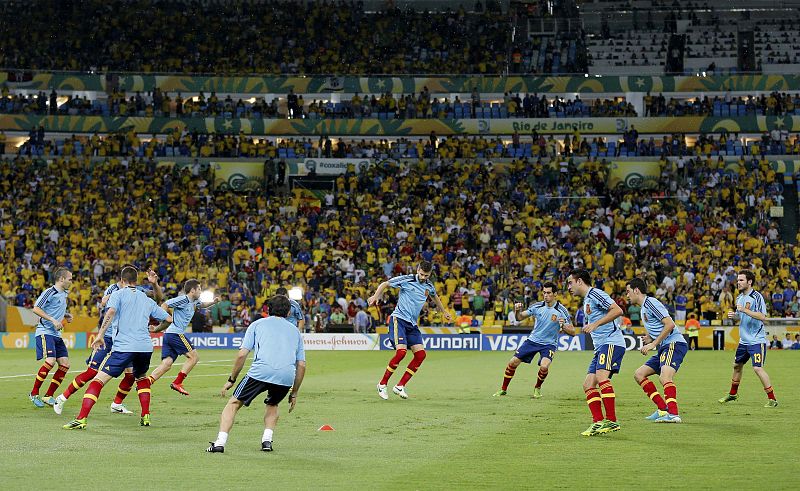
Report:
0,150,796,330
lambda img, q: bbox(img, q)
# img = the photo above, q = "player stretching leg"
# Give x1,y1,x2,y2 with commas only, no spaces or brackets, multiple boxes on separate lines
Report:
627,278,688,423
718,270,778,408
63,267,172,429
566,269,625,436
149,280,219,396
370,261,452,400
54,268,163,415
30,268,73,408
493,282,575,398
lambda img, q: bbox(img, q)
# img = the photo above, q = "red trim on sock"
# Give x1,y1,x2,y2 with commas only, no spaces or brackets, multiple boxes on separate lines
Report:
640,379,667,411
397,350,426,386
585,388,604,422
379,349,407,385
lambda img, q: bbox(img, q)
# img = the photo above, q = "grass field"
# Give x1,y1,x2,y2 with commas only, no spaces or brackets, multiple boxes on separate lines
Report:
0,348,797,490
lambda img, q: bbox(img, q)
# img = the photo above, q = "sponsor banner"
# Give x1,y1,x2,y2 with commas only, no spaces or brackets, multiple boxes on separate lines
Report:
1,332,87,349
212,161,264,192
5,72,800,95
301,333,380,350
7,114,800,137
379,334,482,351
481,334,585,352
607,161,662,189
299,158,371,176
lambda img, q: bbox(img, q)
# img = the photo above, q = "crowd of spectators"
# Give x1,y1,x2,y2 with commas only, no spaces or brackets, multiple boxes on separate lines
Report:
0,0,512,75
1,146,797,333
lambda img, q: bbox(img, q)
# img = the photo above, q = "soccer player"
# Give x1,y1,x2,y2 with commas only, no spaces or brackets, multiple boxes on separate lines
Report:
492,282,576,398
718,270,778,407
565,269,625,436
369,260,452,400
148,279,219,396
29,268,73,408
206,295,306,453
627,278,688,423
276,286,305,331
62,266,172,429
54,267,163,416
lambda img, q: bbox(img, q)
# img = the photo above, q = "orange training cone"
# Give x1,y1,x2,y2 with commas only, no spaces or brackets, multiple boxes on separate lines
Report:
318,424,335,431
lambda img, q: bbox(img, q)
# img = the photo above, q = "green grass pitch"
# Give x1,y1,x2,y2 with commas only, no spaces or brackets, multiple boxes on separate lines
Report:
0,349,797,490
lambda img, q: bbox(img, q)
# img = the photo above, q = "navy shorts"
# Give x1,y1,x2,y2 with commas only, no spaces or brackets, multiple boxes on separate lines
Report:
734,343,767,367
35,334,68,360
387,315,423,348
86,336,113,369
162,333,194,360
232,375,291,407
514,340,556,365
100,351,152,378
644,342,688,373
587,344,624,376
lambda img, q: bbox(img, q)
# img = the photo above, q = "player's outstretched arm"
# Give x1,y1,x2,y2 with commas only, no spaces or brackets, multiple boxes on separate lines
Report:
289,360,306,413
220,348,250,396
641,317,675,354
559,317,578,336
432,293,453,323
199,296,221,309
514,303,530,321
367,281,391,306
147,270,164,304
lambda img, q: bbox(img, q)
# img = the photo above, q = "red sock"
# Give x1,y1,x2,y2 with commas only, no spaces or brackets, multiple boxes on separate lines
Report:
584,388,604,422
764,386,776,401
501,363,517,391
77,380,104,419
114,372,136,404
599,380,617,421
663,382,678,415
136,378,152,416
379,349,407,385
44,365,70,397
534,367,548,389
63,368,98,400
31,361,53,395
173,371,187,385
639,379,667,411
397,350,426,386
729,380,740,395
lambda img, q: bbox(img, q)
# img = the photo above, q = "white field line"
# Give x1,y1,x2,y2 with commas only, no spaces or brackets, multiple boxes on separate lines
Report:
0,359,233,380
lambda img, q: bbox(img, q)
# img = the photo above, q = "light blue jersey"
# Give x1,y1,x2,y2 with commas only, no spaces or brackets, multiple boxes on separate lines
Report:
736,289,767,345
107,287,169,353
388,274,437,326
583,287,625,349
641,296,686,348
102,282,123,339
287,299,304,327
34,286,69,338
525,301,571,345
164,294,201,334
242,316,305,386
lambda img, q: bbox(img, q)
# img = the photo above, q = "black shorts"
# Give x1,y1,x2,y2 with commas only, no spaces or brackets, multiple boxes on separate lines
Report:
232,375,291,407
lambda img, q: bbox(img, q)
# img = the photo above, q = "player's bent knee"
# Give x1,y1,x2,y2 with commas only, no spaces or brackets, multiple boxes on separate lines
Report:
414,350,426,362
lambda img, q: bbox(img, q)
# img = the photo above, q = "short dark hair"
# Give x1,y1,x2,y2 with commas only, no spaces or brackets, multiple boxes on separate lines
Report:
542,281,557,292
275,287,288,296
184,279,201,293
569,269,591,285
627,278,647,294
119,264,138,279
738,270,755,285
418,260,433,273
269,295,291,318
53,268,71,282
120,266,138,284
